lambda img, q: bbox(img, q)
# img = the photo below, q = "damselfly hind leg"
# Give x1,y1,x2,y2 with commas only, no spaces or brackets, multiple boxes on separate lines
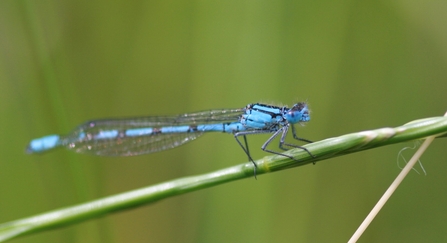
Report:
234,133,258,178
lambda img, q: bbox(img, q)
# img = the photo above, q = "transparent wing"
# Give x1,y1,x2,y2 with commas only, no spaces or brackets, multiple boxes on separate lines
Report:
59,108,244,156
66,131,205,156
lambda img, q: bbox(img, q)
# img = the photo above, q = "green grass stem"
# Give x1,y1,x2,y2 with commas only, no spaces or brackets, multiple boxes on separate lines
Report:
1,116,447,242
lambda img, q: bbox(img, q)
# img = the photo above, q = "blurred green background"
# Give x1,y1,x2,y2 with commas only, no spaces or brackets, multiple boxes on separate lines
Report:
1,1,447,242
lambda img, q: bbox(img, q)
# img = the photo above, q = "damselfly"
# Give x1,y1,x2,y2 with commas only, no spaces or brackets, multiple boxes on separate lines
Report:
27,102,314,175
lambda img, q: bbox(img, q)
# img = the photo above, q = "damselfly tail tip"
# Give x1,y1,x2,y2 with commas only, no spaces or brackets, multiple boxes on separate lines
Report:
26,135,61,154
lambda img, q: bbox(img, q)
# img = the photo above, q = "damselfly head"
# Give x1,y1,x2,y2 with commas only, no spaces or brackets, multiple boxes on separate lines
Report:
284,102,310,124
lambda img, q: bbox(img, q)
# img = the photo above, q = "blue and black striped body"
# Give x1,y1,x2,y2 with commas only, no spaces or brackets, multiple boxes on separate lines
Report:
27,102,312,164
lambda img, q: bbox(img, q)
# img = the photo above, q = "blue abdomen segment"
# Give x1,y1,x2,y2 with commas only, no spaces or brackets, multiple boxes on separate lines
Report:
95,130,119,139
27,135,61,153
125,128,153,137
197,122,247,133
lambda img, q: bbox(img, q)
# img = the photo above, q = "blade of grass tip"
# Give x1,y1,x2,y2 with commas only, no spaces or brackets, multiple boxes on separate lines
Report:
348,111,447,243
